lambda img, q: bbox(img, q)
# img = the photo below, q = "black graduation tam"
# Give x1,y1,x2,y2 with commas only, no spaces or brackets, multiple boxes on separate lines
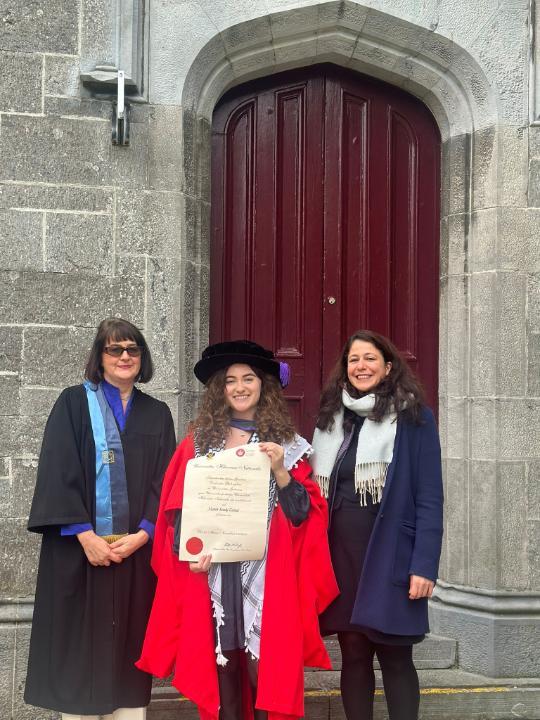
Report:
194,340,282,385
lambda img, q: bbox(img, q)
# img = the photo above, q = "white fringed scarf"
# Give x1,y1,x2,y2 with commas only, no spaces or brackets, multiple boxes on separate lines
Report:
312,390,397,506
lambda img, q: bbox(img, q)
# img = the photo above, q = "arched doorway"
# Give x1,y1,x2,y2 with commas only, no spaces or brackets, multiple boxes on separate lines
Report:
210,64,440,436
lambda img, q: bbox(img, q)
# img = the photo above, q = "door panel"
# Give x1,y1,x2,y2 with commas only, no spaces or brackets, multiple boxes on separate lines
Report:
211,65,440,437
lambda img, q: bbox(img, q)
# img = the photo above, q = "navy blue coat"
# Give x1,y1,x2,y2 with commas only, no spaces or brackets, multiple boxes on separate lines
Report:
349,407,443,635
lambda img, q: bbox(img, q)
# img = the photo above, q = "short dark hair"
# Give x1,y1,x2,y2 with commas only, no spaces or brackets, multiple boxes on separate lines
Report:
84,317,154,384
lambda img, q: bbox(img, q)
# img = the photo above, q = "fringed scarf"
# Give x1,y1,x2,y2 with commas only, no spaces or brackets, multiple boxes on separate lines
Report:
312,390,396,506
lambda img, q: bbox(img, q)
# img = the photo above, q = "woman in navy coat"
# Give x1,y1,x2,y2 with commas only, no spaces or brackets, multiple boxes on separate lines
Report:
312,330,443,720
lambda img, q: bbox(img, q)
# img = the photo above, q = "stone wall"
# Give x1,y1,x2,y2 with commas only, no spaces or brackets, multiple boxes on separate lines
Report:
0,0,539,716
0,3,183,716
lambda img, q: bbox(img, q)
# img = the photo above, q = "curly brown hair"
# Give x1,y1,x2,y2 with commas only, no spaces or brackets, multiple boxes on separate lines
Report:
317,330,425,432
190,367,296,453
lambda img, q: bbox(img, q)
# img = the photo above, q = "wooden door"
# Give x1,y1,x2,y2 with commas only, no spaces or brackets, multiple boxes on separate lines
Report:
211,64,440,437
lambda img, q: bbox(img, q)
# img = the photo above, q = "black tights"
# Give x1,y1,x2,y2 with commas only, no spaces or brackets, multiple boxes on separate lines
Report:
338,631,420,720
217,649,267,720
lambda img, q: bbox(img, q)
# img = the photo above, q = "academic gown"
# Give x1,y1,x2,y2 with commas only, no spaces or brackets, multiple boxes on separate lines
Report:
136,436,339,720
24,384,177,716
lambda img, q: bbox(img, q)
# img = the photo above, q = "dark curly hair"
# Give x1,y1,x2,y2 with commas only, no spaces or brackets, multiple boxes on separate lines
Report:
190,366,296,453
317,330,425,432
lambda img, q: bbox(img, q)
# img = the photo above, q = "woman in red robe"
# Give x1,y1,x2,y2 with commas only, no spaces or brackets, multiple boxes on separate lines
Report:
137,340,338,720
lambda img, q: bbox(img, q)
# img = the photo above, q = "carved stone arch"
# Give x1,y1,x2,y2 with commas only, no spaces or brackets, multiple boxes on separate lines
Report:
182,2,497,138
177,1,499,400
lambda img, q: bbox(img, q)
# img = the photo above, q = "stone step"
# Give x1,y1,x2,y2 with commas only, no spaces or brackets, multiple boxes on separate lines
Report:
306,669,540,720
321,632,457,670
148,669,540,720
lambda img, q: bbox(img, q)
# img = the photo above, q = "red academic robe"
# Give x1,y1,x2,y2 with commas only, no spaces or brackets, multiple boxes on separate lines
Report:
136,436,338,720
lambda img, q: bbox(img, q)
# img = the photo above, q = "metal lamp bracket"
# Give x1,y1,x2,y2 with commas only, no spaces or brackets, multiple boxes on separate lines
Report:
112,71,130,146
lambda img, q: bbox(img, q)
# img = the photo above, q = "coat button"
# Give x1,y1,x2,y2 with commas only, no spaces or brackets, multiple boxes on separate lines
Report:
379,513,384,518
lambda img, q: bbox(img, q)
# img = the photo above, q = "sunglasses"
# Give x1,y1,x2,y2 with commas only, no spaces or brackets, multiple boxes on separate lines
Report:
103,344,143,358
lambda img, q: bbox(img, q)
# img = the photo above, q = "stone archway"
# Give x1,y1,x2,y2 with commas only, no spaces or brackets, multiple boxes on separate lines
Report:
177,0,498,391
176,0,500,464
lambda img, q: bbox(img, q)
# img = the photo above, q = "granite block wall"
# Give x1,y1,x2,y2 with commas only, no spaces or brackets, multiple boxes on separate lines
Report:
0,3,184,715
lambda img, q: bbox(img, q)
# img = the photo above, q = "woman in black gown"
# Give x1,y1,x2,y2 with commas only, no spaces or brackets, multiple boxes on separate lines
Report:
25,318,177,720
313,330,443,720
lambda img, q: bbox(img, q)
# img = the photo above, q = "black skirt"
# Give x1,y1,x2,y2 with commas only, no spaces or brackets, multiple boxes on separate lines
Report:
320,499,424,645
319,414,424,646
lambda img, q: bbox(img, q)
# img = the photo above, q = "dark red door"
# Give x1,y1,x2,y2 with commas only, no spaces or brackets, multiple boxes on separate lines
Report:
211,64,440,437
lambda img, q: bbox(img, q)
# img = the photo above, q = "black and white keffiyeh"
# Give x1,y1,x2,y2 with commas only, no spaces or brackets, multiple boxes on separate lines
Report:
195,433,312,665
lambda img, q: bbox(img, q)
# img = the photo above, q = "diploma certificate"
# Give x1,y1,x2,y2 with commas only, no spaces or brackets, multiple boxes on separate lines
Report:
179,443,271,562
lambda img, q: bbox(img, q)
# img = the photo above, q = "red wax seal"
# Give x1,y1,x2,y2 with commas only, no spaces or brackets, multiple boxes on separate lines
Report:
185,537,203,555
236,448,245,457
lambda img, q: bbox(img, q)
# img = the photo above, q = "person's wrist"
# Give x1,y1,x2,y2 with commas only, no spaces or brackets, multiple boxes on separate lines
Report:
137,528,149,544
274,467,290,488
76,529,94,544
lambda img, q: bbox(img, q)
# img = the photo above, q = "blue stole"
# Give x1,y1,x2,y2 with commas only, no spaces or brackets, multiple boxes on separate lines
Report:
83,381,130,536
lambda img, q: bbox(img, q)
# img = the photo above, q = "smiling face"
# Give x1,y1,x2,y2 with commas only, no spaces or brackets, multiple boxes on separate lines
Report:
101,338,142,389
223,363,262,419
346,339,392,394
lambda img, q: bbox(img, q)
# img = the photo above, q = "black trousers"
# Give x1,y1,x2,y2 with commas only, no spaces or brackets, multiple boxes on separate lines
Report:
338,631,420,720
217,650,267,720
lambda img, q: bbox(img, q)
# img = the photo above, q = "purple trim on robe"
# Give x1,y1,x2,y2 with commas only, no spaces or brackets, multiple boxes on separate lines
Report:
138,518,155,539
61,522,92,536
101,378,134,432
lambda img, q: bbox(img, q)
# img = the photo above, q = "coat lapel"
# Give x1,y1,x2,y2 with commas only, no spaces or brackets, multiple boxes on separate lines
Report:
380,416,402,509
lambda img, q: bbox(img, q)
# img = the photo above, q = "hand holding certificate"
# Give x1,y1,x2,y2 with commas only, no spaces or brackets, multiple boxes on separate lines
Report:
179,443,271,562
